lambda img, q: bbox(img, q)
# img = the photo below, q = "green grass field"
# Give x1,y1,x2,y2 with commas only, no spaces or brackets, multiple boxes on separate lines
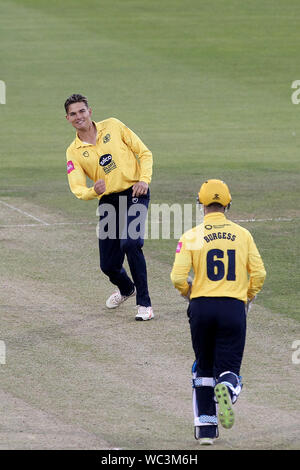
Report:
0,0,299,450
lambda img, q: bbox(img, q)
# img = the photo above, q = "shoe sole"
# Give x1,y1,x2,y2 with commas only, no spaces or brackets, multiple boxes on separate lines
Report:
200,438,214,446
214,384,235,429
135,314,154,321
106,288,136,309
106,301,120,309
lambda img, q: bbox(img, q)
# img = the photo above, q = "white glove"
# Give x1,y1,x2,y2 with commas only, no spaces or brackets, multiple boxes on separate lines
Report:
245,296,256,314
181,276,193,302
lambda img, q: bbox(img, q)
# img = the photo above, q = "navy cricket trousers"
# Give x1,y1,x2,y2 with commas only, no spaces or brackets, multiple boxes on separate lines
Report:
188,297,246,379
98,186,151,307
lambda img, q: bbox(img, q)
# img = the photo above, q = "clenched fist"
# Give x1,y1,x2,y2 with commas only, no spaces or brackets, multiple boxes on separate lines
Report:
94,179,106,195
132,181,148,197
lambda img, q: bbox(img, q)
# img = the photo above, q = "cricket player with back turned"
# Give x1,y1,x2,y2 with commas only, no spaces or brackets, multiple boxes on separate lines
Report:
65,94,154,321
171,179,266,445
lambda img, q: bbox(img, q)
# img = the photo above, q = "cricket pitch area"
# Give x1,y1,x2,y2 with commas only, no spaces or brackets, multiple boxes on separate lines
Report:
0,198,299,450
0,0,300,451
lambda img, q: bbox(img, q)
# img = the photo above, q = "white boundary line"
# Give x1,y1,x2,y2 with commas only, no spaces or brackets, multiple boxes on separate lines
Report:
234,217,294,222
0,217,296,229
0,200,49,225
0,222,94,228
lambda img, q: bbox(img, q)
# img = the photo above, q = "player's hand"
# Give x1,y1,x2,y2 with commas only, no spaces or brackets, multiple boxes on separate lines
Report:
132,181,148,197
245,296,256,314
94,179,106,195
181,276,193,302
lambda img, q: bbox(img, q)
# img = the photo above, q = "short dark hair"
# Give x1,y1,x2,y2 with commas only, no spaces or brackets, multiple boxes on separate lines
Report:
207,203,225,209
64,94,89,113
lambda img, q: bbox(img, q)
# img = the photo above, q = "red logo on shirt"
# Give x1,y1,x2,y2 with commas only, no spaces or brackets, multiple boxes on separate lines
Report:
67,161,75,174
176,242,182,253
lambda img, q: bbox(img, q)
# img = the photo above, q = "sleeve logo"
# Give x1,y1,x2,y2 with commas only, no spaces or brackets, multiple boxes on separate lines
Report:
176,241,182,253
67,160,75,174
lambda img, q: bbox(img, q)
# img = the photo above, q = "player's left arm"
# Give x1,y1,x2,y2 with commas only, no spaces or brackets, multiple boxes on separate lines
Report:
170,237,193,298
118,119,153,188
246,234,266,301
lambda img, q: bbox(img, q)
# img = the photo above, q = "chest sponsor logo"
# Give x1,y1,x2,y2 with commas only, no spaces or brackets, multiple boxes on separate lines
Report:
99,154,112,166
67,160,75,174
103,133,111,144
82,151,89,157
99,154,117,174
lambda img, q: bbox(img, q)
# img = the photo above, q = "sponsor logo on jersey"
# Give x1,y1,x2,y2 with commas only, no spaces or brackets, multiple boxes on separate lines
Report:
67,160,75,174
99,154,112,166
212,224,231,229
82,151,89,157
103,133,111,143
99,154,117,174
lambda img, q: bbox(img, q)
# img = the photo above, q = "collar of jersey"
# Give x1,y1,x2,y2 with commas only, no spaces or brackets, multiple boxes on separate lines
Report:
204,212,226,222
75,121,105,148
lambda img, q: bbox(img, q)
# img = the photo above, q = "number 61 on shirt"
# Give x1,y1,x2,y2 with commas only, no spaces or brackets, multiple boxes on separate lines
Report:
207,249,236,281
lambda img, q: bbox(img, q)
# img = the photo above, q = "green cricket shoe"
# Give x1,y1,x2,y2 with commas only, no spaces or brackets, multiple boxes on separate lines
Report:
214,384,235,429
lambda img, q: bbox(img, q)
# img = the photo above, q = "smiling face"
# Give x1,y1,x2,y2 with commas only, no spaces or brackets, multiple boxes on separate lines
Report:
66,101,92,131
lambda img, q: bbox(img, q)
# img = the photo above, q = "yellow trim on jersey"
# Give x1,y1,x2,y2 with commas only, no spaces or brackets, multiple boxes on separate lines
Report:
66,118,153,200
170,212,266,303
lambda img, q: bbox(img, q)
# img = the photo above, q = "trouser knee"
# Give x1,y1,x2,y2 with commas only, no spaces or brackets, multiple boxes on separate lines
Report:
100,259,119,277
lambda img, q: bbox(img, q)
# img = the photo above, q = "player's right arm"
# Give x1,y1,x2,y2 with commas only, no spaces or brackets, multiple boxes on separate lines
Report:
170,236,192,297
66,153,99,201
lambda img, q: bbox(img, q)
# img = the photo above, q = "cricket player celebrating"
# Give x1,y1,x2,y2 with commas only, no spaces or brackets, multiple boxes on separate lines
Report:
171,179,266,445
65,94,154,321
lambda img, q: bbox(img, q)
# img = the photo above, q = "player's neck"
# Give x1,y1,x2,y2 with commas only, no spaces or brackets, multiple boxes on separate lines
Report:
77,121,97,145
204,207,225,216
